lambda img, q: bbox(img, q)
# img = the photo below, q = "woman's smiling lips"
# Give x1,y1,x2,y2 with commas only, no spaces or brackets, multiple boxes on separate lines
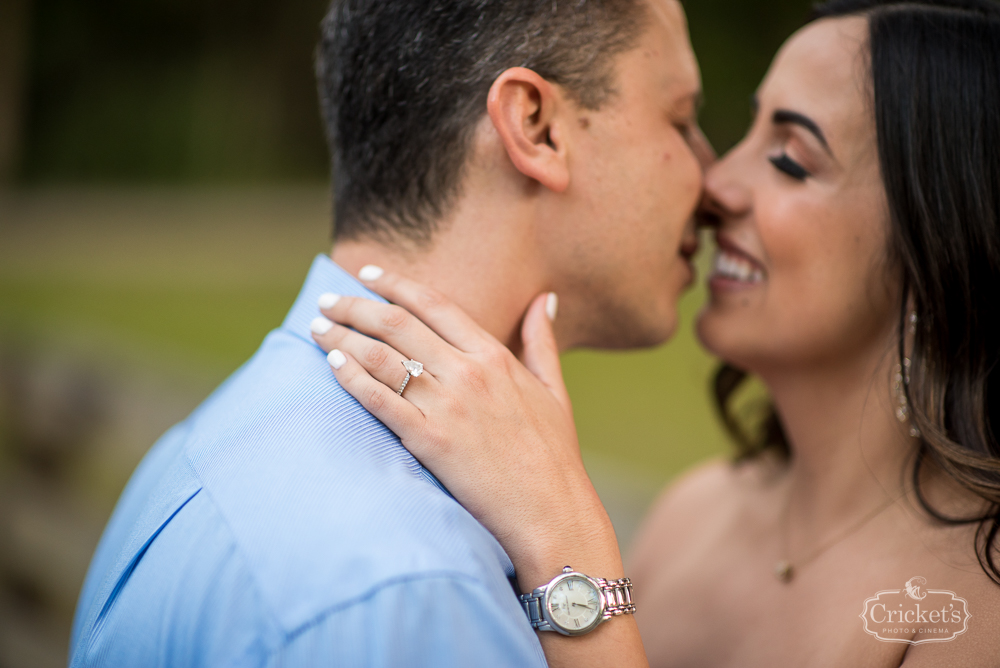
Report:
709,235,767,292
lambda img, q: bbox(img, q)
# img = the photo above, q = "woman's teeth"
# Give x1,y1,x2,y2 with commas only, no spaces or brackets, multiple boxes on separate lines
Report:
712,250,765,283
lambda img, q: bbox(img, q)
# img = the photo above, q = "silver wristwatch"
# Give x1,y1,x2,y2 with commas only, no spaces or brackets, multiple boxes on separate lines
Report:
519,566,636,636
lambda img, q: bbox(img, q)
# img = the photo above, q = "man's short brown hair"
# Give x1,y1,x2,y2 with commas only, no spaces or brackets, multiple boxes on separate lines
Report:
316,0,648,244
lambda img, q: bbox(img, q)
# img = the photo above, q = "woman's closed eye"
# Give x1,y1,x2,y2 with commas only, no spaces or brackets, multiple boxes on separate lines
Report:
769,153,810,181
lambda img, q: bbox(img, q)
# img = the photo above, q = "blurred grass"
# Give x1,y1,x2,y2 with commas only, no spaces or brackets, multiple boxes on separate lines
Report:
0,282,294,367
0,187,729,483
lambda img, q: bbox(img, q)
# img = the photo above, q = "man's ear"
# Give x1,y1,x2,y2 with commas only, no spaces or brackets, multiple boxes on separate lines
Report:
487,67,570,193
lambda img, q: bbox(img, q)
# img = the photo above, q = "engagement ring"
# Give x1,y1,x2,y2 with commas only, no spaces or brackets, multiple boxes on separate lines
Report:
397,359,424,396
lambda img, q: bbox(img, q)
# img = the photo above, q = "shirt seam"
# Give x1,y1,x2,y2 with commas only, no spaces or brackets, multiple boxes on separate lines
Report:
181,450,291,642
182,453,491,652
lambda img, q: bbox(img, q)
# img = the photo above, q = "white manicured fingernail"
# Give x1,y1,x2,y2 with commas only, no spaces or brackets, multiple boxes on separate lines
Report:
328,349,347,370
545,293,559,321
318,293,341,309
311,316,334,335
358,265,384,281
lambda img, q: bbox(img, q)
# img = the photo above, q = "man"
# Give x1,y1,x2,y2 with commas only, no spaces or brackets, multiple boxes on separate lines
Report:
69,0,711,665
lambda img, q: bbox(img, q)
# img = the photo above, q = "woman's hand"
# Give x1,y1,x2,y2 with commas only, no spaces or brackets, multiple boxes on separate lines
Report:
309,267,620,592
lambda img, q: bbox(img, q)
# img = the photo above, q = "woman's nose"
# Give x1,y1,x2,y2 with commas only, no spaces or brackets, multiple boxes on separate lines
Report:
696,195,720,230
700,151,752,223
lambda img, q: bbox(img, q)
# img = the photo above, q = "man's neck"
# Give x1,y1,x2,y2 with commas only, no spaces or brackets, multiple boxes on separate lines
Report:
331,206,547,353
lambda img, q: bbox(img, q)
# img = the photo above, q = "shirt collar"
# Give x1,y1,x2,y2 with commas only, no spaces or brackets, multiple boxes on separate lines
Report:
282,254,387,341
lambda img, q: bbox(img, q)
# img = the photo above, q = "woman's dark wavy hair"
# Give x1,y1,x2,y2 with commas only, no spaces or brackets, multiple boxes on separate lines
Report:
714,0,1000,583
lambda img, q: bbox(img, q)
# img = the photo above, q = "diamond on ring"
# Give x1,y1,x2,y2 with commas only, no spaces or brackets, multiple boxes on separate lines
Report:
398,359,424,396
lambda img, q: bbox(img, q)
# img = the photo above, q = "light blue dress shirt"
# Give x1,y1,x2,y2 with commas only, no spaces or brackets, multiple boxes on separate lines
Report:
69,255,547,667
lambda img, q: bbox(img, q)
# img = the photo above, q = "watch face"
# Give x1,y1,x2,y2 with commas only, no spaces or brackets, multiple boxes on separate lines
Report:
546,575,603,633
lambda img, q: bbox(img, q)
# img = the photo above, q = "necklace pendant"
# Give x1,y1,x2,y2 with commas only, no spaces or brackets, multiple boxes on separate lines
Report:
774,560,794,583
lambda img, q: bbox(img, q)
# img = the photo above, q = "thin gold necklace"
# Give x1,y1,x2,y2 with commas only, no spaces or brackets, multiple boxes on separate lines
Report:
774,492,899,583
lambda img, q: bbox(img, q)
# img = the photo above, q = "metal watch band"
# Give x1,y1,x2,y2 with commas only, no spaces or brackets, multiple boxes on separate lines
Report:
595,577,637,617
521,591,549,630
519,570,636,633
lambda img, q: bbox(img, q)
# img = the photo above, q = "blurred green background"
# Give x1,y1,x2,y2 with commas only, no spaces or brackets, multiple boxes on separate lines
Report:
0,0,810,665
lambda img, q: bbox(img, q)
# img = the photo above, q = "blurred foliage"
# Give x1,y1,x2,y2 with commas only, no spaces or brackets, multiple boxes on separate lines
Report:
20,0,331,182
16,0,812,183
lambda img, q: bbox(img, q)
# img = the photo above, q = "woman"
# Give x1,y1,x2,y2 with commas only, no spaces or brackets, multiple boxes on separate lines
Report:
310,0,1000,665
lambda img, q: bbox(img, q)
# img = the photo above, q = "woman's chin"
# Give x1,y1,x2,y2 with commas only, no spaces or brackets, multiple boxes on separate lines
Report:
695,306,756,370
694,307,726,356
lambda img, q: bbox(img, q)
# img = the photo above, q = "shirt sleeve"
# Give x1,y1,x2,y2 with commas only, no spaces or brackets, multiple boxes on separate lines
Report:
265,574,548,668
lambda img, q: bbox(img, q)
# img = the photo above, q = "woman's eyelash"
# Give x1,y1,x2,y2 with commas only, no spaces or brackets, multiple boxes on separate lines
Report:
769,154,810,180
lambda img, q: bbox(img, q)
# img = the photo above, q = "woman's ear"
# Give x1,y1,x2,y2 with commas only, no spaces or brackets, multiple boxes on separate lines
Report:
487,67,570,193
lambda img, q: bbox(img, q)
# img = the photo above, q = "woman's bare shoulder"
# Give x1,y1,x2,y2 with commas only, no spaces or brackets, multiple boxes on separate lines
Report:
644,457,742,524
628,454,784,575
900,568,1000,667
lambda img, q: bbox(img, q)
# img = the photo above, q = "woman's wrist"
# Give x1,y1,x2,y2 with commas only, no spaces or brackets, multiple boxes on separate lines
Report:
510,492,624,593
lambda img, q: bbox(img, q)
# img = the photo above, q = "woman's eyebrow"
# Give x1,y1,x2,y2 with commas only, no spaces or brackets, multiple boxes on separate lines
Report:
772,109,832,155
